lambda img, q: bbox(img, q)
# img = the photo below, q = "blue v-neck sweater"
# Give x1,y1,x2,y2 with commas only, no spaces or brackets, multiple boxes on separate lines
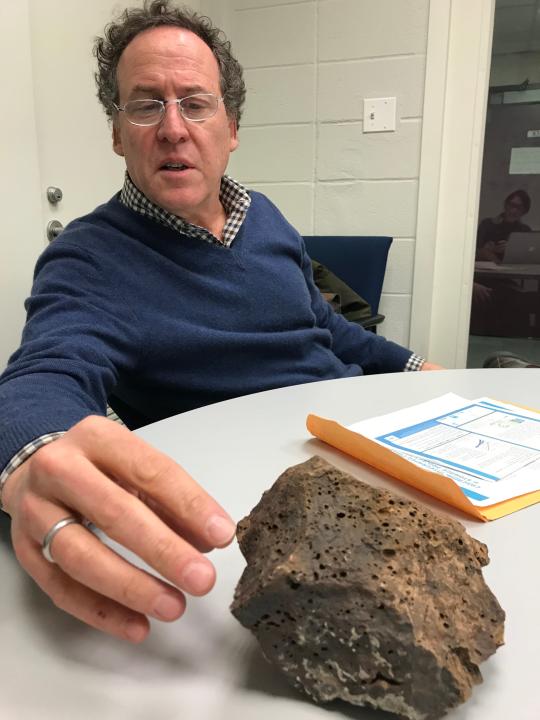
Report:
0,191,411,470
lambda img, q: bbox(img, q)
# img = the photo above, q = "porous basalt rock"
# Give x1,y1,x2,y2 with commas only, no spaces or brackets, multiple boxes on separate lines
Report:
231,456,505,720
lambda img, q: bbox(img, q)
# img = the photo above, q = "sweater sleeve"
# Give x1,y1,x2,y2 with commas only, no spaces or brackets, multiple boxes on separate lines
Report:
300,239,414,374
0,238,141,473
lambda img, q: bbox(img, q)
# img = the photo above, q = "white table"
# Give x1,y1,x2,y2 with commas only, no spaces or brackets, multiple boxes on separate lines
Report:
1,369,539,720
474,261,540,281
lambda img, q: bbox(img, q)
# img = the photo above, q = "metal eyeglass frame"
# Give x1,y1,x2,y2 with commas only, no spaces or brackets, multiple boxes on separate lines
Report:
112,93,224,126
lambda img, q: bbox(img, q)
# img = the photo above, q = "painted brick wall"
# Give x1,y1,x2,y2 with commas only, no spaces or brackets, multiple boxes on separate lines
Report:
203,0,430,346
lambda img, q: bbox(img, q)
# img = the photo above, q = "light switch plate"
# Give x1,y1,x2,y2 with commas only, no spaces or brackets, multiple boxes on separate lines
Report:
363,97,397,133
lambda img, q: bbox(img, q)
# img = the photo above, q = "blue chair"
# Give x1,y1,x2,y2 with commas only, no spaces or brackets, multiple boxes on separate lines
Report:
303,235,393,330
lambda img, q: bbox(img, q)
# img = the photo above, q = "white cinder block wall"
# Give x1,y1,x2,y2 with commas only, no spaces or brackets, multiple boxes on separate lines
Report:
210,0,430,347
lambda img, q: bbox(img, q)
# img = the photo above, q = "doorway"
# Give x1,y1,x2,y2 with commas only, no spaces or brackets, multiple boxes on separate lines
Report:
467,0,540,367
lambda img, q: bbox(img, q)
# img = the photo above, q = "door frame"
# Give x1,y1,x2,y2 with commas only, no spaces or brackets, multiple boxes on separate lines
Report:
409,0,495,368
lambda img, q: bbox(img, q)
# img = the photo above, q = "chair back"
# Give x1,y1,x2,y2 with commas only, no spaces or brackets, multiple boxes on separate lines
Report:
303,235,392,316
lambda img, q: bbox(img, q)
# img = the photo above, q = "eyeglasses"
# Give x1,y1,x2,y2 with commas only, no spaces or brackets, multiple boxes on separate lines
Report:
112,93,224,126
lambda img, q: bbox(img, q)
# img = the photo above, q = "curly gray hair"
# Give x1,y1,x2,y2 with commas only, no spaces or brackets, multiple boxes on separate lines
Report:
93,0,246,125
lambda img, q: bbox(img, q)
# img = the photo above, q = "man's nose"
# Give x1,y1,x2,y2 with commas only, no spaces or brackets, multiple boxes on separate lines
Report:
156,102,189,143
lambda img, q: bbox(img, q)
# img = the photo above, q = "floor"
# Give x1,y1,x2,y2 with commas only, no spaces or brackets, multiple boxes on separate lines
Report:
467,334,540,368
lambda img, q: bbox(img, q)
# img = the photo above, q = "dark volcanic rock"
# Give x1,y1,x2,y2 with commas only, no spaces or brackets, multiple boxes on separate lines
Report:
231,456,505,720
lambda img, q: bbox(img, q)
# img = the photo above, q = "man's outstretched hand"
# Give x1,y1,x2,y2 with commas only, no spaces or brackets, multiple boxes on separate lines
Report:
2,416,236,642
421,362,445,371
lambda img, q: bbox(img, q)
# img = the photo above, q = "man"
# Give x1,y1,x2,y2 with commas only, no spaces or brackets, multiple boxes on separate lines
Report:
472,189,533,336
0,1,440,643
476,189,531,263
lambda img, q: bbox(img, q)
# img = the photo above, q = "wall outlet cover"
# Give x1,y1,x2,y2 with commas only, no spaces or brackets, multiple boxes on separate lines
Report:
363,97,397,133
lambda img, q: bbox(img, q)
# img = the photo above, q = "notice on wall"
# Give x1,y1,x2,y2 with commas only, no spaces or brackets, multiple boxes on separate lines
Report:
509,147,540,174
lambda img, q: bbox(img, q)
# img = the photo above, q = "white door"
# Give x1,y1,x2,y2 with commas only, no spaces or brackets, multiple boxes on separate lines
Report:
29,0,128,230
0,0,127,370
0,2,44,371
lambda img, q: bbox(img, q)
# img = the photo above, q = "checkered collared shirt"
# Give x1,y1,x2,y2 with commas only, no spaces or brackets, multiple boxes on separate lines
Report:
0,432,64,512
119,172,251,246
404,354,425,371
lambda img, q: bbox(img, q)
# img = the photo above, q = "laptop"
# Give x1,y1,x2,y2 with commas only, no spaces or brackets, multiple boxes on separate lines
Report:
503,232,540,264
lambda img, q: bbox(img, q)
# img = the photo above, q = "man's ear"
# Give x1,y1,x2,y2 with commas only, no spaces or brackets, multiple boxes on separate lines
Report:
229,118,239,153
112,122,124,157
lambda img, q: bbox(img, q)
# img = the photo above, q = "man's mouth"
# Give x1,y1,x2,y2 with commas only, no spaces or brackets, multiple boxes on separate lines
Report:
161,162,190,171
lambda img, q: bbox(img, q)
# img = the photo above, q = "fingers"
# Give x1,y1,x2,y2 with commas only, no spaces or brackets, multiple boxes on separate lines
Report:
140,493,216,554
420,361,445,371
12,502,186,638
32,453,218,597
14,530,150,643
65,417,236,550
4,415,235,641
45,512,186,616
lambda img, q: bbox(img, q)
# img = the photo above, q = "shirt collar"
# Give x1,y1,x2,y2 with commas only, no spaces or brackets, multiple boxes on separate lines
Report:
119,172,251,246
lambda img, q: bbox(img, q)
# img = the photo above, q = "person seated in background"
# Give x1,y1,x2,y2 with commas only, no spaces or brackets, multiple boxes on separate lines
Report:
0,0,441,643
476,189,531,263
471,189,534,336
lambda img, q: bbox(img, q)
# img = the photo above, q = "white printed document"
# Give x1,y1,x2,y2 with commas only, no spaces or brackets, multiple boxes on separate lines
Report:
348,394,540,507
307,393,540,520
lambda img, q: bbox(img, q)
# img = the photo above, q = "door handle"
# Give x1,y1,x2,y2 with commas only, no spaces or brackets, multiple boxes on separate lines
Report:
47,220,64,242
47,186,63,205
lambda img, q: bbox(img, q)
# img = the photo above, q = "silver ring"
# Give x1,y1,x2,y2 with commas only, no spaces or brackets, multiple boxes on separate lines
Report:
41,516,81,563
